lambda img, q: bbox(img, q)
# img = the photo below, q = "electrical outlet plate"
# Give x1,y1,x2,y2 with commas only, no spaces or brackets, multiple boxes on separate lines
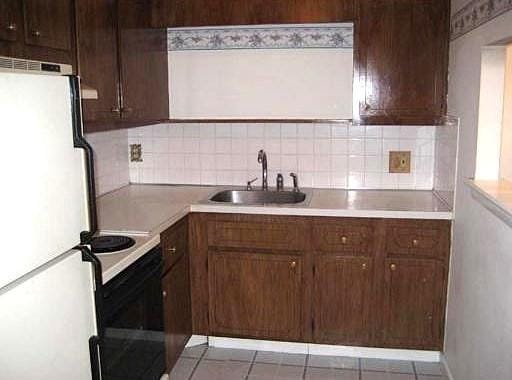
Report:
130,144,143,162
389,151,411,173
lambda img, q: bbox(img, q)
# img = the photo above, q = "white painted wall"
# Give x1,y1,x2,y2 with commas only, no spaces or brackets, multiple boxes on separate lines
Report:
169,49,353,119
445,8,512,380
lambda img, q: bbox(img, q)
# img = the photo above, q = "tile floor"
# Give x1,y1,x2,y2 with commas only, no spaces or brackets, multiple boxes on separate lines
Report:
170,345,448,380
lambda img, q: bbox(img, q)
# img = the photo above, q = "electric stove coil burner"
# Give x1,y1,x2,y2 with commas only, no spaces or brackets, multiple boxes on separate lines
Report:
90,235,136,254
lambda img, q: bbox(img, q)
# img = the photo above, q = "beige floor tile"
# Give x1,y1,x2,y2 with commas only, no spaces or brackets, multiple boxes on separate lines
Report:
181,345,207,359
361,358,414,374
305,367,359,380
414,362,444,376
255,351,307,366
308,355,359,370
203,347,256,362
361,371,415,380
417,376,449,380
191,360,251,380
248,363,305,379
170,357,198,380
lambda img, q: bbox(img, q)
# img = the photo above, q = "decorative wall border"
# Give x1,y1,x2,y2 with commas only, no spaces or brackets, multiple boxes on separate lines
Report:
451,0,512,40
167,23,353,51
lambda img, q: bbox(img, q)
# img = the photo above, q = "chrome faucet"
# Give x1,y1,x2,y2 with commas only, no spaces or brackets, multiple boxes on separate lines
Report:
290,172,300,192
257,149,268,190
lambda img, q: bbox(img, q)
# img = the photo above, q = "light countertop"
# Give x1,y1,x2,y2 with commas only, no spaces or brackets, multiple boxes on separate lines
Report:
95,184,453,282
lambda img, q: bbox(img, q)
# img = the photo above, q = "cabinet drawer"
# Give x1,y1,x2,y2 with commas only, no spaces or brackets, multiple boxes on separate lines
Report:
161,217,188,273
207,216,304,251
384,220,450,259
313,219,376,255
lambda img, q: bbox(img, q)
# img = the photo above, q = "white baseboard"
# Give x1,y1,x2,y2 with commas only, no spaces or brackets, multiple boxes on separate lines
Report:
207,336,441,362
441,353,455,380
186,335,208,347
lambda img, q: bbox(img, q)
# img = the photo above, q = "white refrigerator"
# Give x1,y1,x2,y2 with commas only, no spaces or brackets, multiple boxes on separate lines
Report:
0,73,101,380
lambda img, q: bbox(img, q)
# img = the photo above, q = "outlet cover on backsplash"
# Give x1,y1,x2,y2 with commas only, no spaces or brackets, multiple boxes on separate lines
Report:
130,144,143,162
389,151,411,173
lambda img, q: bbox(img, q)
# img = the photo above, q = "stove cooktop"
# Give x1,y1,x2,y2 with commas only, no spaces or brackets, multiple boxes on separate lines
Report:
90,235,136,254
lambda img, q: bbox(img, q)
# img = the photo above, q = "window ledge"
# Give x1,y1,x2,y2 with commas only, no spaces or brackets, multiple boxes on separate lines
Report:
465,179,512,227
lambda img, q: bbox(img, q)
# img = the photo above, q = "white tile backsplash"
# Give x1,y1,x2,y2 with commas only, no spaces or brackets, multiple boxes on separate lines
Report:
128,122,437,190
86,129,129,196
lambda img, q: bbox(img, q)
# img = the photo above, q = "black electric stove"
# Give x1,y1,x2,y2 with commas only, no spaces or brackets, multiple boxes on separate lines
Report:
90,235,136,254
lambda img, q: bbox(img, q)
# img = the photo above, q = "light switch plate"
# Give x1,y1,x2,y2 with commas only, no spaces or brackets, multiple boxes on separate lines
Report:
130,144,143,162
389,151,411,173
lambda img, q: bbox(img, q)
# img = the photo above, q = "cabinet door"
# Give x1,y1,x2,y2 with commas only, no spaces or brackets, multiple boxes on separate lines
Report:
162,254,192,371
356,0,449,124
76,0,121,128
313,256,373,345
117,0,169,123
209,251,302,341
23,0,72,51
0,0,21,42
161,217,188,274
382,258,444,349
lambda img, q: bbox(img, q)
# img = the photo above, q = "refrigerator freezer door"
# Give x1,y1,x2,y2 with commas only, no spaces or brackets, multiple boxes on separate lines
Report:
0,250,97,380
0,73,89,289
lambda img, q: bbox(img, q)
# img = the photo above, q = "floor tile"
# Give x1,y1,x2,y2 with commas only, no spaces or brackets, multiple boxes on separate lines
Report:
361,358,414,374
191,359,251,380
308,355,359,370
203,347,256,362
170,357,198,380
305,367,359,380
255,351,307,366
417,376,449,380
181,344,208,359
248,363,305,379
414,362,444,376
361,371,415,380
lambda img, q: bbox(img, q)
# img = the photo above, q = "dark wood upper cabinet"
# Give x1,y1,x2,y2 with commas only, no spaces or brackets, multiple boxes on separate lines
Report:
0,0,21,43
313,256,373,346
355,0,449,125
150,0,354,28
209,251,303,341
76,0,120,126
23,0,72,51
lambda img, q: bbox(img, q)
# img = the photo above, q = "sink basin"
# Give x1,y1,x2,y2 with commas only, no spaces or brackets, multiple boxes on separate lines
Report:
209,189,307,205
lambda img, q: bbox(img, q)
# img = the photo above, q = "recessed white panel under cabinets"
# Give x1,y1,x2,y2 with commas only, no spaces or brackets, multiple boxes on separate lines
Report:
168,24,354,120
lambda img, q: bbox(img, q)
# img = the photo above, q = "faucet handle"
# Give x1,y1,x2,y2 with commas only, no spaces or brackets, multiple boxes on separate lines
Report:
276,173,284,191
289,172,300,192
247,177,258,191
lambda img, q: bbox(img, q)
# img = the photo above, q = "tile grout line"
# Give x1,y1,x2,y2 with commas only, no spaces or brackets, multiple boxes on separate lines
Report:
412,361,418,380
359,357,363,380
245,350,258,379
302,353,309,380
186,345,208,380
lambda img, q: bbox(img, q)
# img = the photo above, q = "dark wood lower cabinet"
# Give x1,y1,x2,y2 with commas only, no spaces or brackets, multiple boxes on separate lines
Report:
188,214,451,352
313,256,373,346
209,251,303,341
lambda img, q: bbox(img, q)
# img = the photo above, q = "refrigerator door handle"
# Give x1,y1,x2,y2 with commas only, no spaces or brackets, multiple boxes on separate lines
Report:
68,75,98,244
79,246,104,380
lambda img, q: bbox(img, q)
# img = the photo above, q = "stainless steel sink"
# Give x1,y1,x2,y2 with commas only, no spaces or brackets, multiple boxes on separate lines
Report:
209,189,308,205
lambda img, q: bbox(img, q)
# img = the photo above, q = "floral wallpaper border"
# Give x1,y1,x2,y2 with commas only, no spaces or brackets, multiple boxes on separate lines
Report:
451,0,512,40
167,24,353,51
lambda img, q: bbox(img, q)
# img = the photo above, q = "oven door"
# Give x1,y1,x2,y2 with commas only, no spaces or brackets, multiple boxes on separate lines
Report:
101,247,166,380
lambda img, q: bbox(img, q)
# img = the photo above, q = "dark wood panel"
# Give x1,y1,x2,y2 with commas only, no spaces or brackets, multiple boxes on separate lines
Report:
162,253,192,371
312,218,377,256
384,219,451,260
313,256,373,345
355,0,449,124
75,0,121,127
0,0,21,42
117,0,169,123
161,217,188,274
209,250,303,341
381,258,444,349
23,0,72,50
208,215,305,252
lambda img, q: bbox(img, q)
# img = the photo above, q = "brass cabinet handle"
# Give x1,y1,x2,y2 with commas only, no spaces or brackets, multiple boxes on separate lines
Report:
6,23,17,31
362,263,367,270
390,264,397,271
290,261,297,269
31,30,41,37
167,247,177,254
426,314,433,320
110,107,121,113
162,290,167,298
412,239,419,247
341,236,348,245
